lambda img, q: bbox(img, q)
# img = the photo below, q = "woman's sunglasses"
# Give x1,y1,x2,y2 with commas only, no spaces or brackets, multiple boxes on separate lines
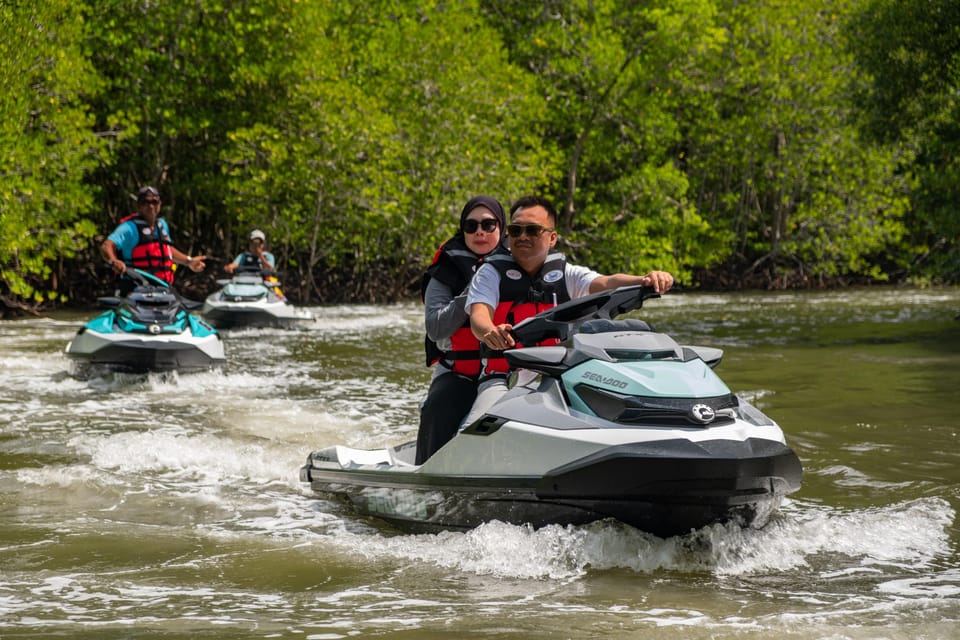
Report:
462,218,499,234
507,223,554,238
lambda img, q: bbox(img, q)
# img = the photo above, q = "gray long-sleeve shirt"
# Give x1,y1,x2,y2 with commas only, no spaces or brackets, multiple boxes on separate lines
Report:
424,277,469,344
424,277,470,379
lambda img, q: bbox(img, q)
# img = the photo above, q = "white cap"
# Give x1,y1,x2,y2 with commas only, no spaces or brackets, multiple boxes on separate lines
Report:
250,229,266,242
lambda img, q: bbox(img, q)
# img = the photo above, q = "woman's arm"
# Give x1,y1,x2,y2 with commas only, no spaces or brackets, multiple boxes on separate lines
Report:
424,278,468,341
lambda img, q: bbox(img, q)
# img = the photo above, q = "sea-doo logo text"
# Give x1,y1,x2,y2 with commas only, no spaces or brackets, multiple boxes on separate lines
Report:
690,404,715,424
581,372,629,389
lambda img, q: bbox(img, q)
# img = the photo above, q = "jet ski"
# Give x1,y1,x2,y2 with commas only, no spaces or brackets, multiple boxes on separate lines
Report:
299,285,803,538
65,269,225,374
201,267,314,329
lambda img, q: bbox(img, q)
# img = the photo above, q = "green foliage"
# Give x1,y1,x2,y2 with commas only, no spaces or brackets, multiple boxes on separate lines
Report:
479,0,730,282
849,0,960,281
682,0,909,284
0,1,108,308
2,0,956,311
223,0,555,297
84,0,303,236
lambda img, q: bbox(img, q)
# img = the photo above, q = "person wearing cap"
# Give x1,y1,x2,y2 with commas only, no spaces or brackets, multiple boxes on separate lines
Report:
101,186,207,294
224,229,276,274
414,195,507,464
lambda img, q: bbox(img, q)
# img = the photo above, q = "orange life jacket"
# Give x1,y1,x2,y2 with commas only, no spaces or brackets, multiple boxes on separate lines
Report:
481,251,569,376
120,215,175,284
422,237,505,378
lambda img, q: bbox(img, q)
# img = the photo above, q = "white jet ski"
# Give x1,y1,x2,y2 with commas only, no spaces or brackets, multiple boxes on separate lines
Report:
65,269,225,374
300,285,803,538
201,267,313,329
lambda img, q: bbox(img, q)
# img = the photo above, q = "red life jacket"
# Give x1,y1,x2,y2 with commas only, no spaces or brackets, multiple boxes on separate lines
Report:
482,251,570,375
422,237,505,378
121,215,175,284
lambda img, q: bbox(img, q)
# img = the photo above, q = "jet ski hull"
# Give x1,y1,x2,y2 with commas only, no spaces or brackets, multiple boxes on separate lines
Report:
300,285,804,537
65,310,225,374
301,432,802,537
201,301,312,330
66,329,225,373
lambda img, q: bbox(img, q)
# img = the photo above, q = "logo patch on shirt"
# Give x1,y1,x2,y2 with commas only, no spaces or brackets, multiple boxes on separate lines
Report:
543,269,563,283
505,269,523,280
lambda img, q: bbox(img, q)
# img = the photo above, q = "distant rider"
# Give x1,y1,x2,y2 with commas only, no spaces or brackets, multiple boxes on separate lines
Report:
101,186,206,295
224,229,276,274
224,229,284,300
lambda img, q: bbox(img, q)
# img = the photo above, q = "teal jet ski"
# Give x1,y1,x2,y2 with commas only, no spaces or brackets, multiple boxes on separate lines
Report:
66,269,225,374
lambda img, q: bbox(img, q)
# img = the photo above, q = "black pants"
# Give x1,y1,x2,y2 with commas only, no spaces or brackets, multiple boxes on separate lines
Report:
415,371,478,465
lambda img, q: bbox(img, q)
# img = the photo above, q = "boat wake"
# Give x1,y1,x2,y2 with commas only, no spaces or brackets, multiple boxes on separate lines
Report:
316,496,954,580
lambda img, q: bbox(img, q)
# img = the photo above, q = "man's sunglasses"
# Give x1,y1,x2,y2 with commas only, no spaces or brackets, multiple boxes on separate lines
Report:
462,218,499,234
507,223,554,238
139,199,161,206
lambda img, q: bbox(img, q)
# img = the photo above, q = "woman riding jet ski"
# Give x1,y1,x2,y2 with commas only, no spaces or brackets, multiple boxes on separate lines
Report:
300,285,803,538
65,269,225,374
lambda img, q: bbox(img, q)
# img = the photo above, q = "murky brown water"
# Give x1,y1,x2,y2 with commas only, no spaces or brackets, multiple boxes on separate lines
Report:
1,287,958,638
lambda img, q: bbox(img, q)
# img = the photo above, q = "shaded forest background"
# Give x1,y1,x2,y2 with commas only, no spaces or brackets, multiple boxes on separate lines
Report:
1,0,958,314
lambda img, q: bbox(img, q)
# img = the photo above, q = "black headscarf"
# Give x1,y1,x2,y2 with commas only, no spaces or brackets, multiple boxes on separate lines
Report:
421,195,506,298
455,195,506,242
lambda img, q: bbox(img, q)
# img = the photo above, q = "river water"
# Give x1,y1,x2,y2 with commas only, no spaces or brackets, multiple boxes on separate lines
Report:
1,288,958,639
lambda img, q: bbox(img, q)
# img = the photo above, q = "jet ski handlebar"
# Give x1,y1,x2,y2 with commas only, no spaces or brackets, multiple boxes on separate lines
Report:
114,268,203,310
127,268,172,289
510,285,660,346
235,266,281,279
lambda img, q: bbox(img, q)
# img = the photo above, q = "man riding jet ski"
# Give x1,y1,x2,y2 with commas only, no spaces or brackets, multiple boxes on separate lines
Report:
65,269,224,374
202,229,314,329
303,195,800,536
300,284,803,538
101,185,207,295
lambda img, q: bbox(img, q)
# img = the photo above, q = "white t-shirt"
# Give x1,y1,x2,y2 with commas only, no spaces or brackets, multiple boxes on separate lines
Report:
465,261,600,314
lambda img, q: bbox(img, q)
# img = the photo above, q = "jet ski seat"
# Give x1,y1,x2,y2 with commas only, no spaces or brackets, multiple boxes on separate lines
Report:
335,445,392,468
